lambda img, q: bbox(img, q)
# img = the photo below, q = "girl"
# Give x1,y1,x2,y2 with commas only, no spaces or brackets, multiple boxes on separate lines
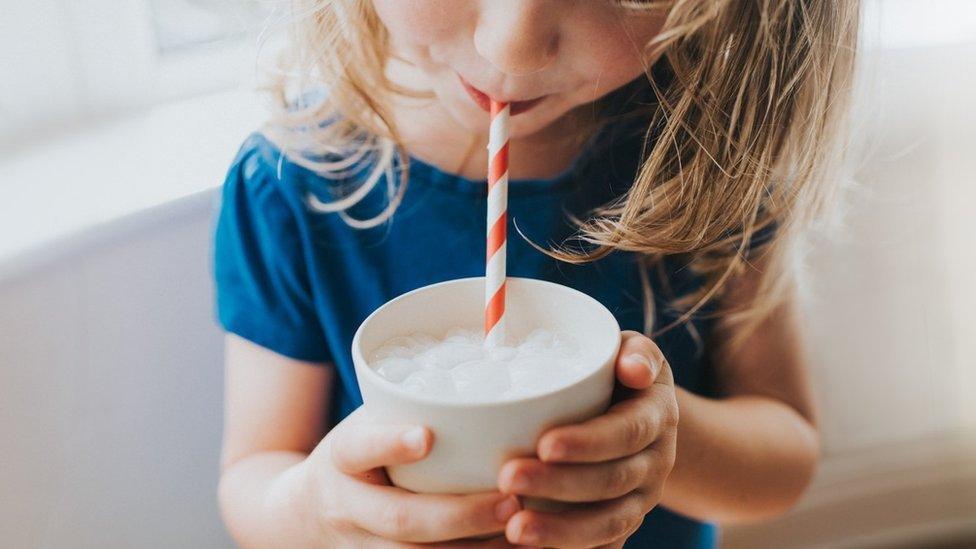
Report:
214,1,857,547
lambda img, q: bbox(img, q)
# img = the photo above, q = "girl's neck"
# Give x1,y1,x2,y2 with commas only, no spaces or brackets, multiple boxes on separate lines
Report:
386,88,586,182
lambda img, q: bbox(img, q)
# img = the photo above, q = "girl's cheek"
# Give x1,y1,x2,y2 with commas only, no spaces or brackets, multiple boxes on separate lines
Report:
570,17,665,99
371,0,470,46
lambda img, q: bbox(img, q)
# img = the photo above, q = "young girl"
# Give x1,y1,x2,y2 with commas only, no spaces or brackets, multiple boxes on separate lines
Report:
214,1,857,547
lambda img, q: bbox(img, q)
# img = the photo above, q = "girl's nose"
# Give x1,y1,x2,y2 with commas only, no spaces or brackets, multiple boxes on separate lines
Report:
473,0,559,76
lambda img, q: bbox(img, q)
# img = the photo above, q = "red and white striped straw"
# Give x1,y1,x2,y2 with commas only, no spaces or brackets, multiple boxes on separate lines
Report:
484,100,509,348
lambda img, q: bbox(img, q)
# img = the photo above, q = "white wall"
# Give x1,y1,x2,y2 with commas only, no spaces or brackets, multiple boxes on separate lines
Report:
726,38,976,549
0,198,232,548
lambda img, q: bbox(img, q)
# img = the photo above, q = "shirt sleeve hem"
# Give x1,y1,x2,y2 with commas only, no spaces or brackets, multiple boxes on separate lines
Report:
219,311,333,364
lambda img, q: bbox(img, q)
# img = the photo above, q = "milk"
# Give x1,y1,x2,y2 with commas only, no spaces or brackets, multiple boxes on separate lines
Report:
368,328,587,402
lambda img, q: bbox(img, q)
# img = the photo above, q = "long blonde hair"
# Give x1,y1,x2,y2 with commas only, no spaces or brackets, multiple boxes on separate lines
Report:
263,0,859,347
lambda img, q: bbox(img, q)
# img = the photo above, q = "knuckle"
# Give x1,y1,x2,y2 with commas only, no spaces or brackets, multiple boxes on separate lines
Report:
606,462,639,495
634,452,653,483
603,513,632,542
624,497,649,531
645,482,665,508
639,458,667,505
663,399,680,430
647,445,675,481
624,415,651,447
650,482,666,505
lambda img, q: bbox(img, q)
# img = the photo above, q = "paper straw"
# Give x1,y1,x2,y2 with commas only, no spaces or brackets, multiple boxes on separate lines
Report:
485,100,509,347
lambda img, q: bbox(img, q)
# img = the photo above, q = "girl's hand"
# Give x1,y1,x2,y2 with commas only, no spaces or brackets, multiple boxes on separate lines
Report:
301,408,522,547
498,330,679,548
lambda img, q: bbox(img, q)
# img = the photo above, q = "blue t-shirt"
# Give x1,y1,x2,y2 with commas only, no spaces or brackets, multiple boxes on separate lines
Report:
213,127,725,547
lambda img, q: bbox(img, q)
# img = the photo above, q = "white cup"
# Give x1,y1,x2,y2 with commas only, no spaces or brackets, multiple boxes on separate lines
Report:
352,276,621,494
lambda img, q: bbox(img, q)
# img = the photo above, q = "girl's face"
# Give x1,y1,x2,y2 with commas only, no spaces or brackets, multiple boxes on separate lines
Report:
371,0,665,139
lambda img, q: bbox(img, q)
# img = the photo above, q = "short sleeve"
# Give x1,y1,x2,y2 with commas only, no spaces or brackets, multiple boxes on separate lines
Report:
212,136,331,363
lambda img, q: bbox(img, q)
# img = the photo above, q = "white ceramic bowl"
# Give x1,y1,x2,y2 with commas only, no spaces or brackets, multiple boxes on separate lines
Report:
352,276,621,494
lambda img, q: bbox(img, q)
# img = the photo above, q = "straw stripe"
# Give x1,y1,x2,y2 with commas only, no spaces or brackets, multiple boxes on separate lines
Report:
489,142,509,183
486,203,507,258
488,112,508,156
485,100,509,347
484,280,506,336
485,242,506,296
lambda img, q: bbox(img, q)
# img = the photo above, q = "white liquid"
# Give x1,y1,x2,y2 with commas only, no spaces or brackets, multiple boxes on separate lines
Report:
368,328,588,401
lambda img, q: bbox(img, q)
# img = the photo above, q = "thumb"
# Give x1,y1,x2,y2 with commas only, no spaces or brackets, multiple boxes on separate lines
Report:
330,417,432,476
615,331,664,390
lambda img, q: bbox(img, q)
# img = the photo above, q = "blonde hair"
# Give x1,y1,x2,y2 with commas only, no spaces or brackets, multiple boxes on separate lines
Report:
264,0,859,348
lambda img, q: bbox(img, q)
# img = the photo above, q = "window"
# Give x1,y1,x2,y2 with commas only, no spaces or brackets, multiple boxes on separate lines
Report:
0,0,275,143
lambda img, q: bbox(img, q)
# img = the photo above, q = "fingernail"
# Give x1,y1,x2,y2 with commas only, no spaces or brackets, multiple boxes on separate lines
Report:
401,427,426,453
508,470,531,492
544,440,568,461
495,496,521,522
626,353,657,376
518,522,541,545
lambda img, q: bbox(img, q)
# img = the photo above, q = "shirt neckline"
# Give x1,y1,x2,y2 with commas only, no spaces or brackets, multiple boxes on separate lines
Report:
405,152,580,198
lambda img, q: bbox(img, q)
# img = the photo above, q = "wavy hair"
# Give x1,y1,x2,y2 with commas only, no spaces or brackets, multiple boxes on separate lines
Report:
263,0,859,348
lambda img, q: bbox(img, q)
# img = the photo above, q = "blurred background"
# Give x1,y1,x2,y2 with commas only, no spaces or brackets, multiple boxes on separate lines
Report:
1,1,974,547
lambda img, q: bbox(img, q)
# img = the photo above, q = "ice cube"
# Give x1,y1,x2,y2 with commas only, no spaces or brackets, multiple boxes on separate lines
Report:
416,339,484,369
375,356,422,382
401,369,456,398
371,328,585,402
487,345,517,362
453,360,511,400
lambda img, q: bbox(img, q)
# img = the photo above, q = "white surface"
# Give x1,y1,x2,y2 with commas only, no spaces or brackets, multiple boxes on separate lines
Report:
863,0,976,50
0,0,276,141
0,1,83,138
0,209,231,547
802,40,976,453
724,35,976,549
0,88,266,280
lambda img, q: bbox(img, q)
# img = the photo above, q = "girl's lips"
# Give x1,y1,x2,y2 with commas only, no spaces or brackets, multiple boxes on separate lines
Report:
459,76,546,116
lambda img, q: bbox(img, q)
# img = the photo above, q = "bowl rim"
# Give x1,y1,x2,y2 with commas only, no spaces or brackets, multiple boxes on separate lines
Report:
351,276,622,410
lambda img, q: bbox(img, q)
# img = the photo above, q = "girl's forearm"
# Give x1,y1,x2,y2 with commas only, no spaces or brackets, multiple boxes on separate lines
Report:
218,451,319,548
660,387,820,524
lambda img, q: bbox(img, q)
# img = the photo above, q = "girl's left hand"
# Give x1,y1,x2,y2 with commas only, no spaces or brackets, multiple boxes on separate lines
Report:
498,330,679,548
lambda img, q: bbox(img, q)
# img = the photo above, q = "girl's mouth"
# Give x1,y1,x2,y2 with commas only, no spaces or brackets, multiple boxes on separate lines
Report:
459,76,546,116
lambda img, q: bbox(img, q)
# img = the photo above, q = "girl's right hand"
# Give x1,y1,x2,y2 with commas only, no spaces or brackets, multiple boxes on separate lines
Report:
300,407,522,547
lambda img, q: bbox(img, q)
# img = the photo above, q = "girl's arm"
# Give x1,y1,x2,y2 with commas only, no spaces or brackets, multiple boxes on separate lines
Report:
217,334,334,546
218,335,521,548
660,261,820,523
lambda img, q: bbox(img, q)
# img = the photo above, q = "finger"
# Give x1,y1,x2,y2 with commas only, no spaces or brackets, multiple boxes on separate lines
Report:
615,331,666,390
505,492,649,548
498,450,655,502
330,422,432,475
367,534,523,549
343,484,522,543
536,380,678,463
